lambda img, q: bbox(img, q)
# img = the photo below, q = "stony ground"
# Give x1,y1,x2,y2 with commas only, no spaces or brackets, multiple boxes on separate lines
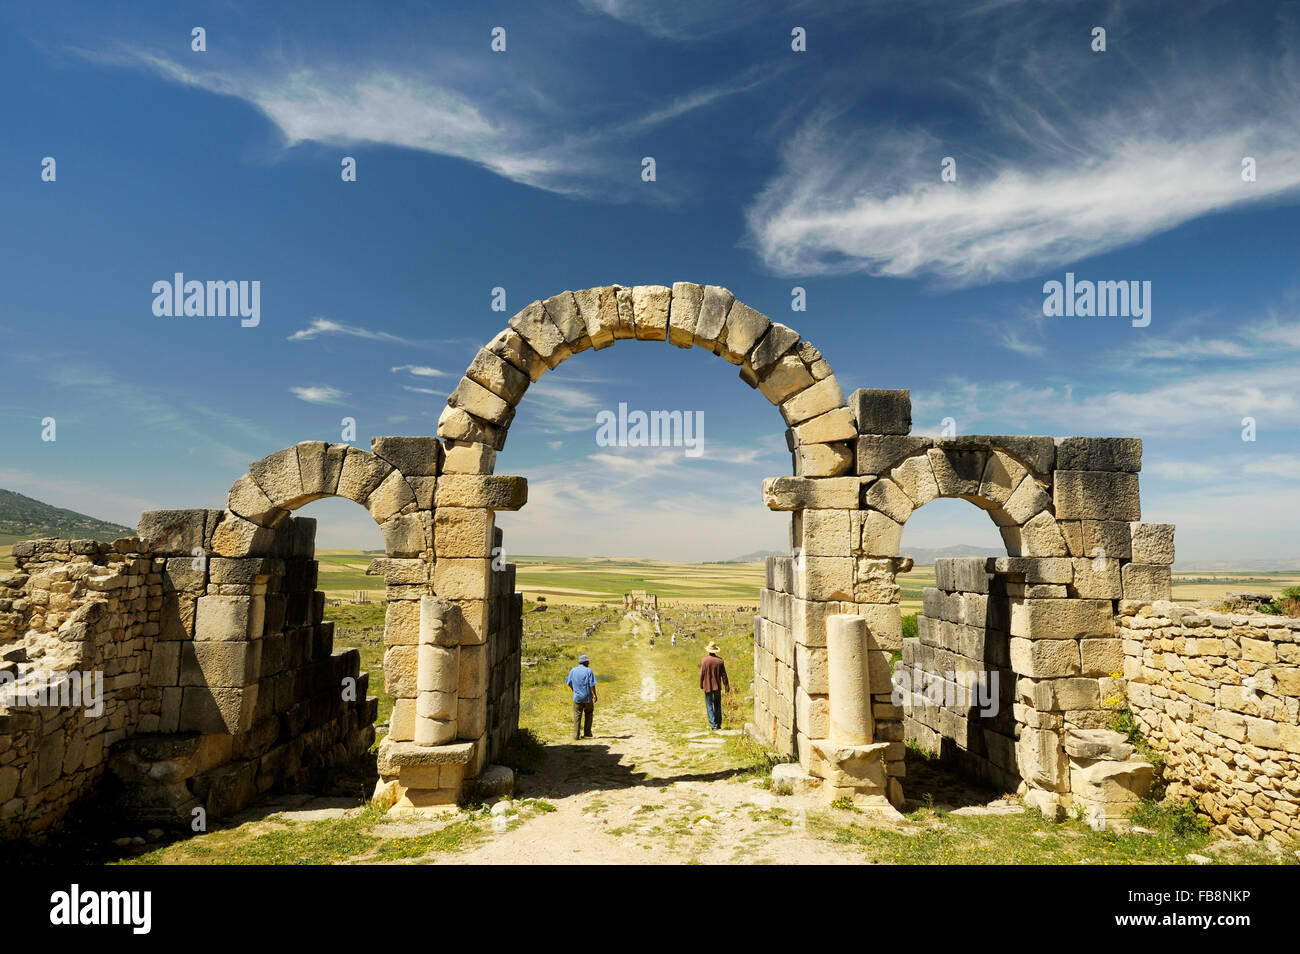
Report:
65,604,1293,865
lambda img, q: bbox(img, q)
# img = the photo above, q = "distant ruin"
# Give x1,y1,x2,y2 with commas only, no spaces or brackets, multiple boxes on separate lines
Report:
2,282,1297,845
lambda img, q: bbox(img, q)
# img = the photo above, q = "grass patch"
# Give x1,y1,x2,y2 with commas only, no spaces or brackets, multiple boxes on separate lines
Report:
371,820,482,860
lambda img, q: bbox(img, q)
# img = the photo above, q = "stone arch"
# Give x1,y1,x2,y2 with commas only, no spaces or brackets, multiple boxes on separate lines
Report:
860,436,1067,559
436,283,853,478
218,438,440,560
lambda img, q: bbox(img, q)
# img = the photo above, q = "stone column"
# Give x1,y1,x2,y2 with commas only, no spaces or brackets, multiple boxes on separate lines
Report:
414,595,459,745
826,614,874,744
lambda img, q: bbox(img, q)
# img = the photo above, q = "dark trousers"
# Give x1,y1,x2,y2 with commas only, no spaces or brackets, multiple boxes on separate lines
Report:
704,690,722,730
573,701,594,739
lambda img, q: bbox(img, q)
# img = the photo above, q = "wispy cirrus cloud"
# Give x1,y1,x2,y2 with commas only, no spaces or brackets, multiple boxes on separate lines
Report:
287,317,416,345
290,385,347,405
391,365,452,378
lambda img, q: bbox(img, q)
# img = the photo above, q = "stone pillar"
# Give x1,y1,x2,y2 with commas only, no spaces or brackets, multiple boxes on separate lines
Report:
414,596,459,745
826,614,874,744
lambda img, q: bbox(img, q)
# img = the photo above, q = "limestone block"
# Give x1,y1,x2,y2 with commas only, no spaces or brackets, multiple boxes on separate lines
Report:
367,558,427,585
793,556,851,601
448,377,513,427
989,556,1074,584
889,454,939,508
366,470,417,524
1063,728,1133,760
380,513,429,558
762,476,859,511
1022,788,1066,821
1002,477,1051,524
441,441,495,474
780,376,846,426
1010,598,1113,642
435,474,527,510
195,595,264,641
1129,523,1175,565
694,284,734,350
1055,437,1142,473
1016,726,1067,791
850,389,911,436
406,476,438,509
928,448,986,497
1121,563,1171,601
853,601,902,653
795,644,830,696
383,599,422,647
508,300,571,368
718,300,771,364
667,281,704,348
417,644,459,694
793,407,856,445
1052,470,1141,521
326,454,389,514
542,291,591,354
1070,758,1154,803
181,640,261,688
856,436,931,476
795,508,851,557
485,327,548,381
458,643,487,697
227,475,286,527
858,511,903,556
796,442,854,477
1079,638,1123,675
1077,520,1134,561
385,645,419,698
180,685,258,735
249,446,313,510
136,509,209,556
1070,557,1122,599
1010,637,1080,677
750,323,801,375
980,452,1028,507
613,286,637,339
370,437,444,481
434,507,495,558
854,558,903,603
437,405,505,451
414,717,458,746
209,511,277,558
1002,511,1070,558
433,559,493,600
758,354,815,405
466,348,530,405
796,686,830,737
863,477,914,523
572,286,620,350
631,284,670,341
1019,676,1100,711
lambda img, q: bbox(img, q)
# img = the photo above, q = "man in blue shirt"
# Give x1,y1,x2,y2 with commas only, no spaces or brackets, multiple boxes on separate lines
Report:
565,654,598,740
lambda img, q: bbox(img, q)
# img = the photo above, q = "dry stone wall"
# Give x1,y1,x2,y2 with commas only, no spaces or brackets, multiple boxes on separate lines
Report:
1122,602,1300,843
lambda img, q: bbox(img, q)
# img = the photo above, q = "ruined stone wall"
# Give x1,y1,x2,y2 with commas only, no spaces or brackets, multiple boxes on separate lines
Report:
0,512,376,839
752,556,796,757
903,558,1019,793
0,539,158,837
1122,601,1300,844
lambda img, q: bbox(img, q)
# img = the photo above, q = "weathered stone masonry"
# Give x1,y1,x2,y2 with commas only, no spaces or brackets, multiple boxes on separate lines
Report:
1,281,1296,843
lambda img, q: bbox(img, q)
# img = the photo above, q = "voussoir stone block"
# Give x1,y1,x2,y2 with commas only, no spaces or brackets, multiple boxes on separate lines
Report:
668,281,704,348
226,475,286,528
441,441,495,474
631,284,671,341
438,405,505,451
719,300,771,365
447,377,513,427
250,446,311,509
485,327,548,381
367,470,418,523
793,407,856,445
371,436,443,477
781,376,845,426
210,511,277,558
758,354,816,405
466,348,530,405
928,448,987,498
508,300,571,368
863,478,914,524
297,441,349,498
572,286,620,350
889,454,939,508
796,442,854,477
694,285,734,351
856,435,932,476
337,448,393,504
542,291,592,354
751,323,801,375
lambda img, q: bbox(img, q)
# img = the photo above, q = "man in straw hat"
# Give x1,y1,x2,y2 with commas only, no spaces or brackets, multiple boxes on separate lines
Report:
699,641,731,731
565,653,598,740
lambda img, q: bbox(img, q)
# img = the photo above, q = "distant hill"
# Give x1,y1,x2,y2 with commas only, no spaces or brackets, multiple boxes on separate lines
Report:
0,489,134,544
721,544,1000,565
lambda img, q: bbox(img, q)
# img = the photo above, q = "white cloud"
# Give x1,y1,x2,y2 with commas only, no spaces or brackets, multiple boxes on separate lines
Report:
391,365,452,378
288,317,415,345
291,385,347,405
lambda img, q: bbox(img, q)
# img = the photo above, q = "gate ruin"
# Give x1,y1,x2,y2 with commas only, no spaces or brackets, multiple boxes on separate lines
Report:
2,282,1298,844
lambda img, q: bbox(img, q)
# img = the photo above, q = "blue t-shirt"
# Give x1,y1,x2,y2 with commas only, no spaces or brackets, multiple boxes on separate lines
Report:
566,665,597,703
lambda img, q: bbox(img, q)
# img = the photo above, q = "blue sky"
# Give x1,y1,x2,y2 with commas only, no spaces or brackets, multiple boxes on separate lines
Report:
1,0,1298,563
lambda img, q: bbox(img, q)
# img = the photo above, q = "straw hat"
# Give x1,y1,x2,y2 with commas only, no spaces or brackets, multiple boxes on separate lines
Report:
705,642,720,654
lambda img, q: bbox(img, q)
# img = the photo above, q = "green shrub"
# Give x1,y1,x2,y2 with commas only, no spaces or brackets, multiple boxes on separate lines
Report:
902,613,918,640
